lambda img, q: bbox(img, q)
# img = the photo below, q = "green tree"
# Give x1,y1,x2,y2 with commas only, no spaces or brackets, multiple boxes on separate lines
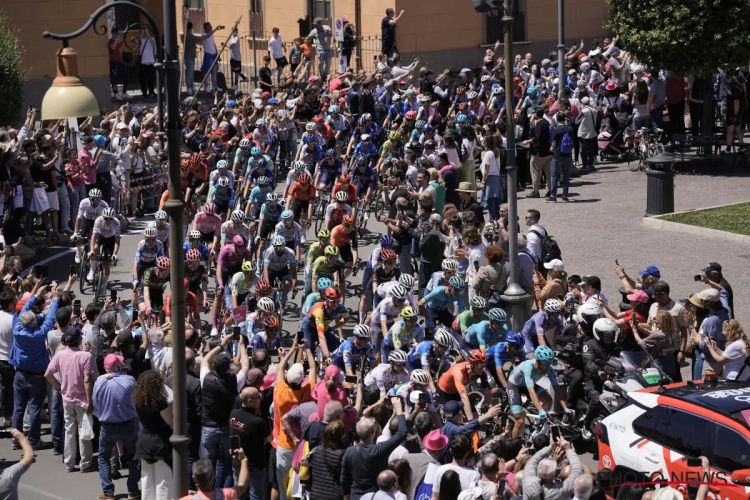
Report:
0,10,26,125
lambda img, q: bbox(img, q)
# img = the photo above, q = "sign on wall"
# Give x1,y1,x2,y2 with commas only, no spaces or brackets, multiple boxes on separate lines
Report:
334,16,345,42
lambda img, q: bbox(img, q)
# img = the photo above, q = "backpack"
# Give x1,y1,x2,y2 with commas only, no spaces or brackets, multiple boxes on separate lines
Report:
560,131,574,154
530,229,562,262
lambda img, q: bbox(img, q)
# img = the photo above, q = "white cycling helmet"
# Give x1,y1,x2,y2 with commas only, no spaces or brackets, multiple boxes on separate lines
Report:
238,139,251,149
305,122,317,131
411,369,430,386
255,118,267,127
257,297,275,313
360,134,371,142
144,227,157,237
466,91,478,100
88,188,102,198
544,299,563,313
434,328,454,348
217,176,230,187
217,159,229,170
388,350,407,364
592,318,619,343
292,160,307,173
399,274,415,289
391,285,408,301
442,259,458,272
102,207,116,219
231,210,245,221
353,324,372,339
334,191,349,202
576,301,603,326
155,210,168,221
580,62,591,72
271,235,286,247
266,192,279,202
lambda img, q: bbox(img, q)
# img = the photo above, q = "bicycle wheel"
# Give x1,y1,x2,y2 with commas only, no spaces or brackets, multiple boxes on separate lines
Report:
356,209,366,238
78,250,87,293
92,261,103,303
314,198,325,234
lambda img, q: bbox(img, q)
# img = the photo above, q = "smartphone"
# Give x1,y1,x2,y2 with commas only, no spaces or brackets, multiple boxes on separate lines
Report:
497,478,507,494
70,265,76,276
35,265,49,278
232,326,241,341
551,424,561,440
694,274,702,281
267,348,279,357
615,259,619,266
110,289,117,301
230,435,241,451
686,458,702,467
73,299,81,315
246,345,253,356
0,243,4,251
344,375,357,384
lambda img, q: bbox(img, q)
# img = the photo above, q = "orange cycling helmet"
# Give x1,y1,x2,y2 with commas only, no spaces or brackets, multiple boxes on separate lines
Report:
342,215,354,225
324,287,341,300
339,173,351,183
298,173,312,185
264,316,280,329
381,249,397,262
466,350,487,364
255,280,270,294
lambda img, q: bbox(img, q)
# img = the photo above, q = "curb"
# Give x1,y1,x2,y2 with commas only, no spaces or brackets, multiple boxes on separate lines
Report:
642,217,750,244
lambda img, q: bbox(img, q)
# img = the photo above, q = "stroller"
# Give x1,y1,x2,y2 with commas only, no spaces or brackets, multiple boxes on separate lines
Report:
598,109,632,161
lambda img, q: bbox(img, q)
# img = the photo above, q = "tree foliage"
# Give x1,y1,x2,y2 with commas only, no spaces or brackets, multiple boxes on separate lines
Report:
607,0,750,74
0,10,26,125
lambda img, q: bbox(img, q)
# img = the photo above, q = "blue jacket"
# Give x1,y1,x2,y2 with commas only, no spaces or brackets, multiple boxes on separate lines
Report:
10,296,59,373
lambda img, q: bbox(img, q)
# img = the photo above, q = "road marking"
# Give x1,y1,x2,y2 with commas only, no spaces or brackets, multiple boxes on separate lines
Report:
20,483,71,500
20,249,74,278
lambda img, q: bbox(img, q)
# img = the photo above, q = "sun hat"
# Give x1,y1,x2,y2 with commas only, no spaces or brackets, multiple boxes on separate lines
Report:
423,429,449,451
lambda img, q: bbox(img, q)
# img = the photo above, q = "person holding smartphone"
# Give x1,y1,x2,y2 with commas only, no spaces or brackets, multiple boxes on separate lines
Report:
228,386,271,500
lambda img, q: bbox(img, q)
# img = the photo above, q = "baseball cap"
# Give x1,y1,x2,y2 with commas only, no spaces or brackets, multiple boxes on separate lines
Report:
626,290,650,304
443,400,464,418
82,135,94,144
423,429,449,451
261,91,271,99
104,353,124,371
702,262,722,273
116,122,128,130
580,275,601,290
286,363,305,385
638,265,661,278
543,259,565,271
696,288,720,303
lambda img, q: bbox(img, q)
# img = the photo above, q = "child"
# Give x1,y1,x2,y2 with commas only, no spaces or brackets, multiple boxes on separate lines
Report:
289,38,302,75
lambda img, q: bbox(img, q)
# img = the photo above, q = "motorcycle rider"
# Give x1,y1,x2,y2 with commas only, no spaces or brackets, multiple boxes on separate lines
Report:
559,301,603,416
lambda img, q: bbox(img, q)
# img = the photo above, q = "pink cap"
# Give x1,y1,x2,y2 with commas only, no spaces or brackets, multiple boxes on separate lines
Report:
324,364,341,381
626,290,649,304
423,429,449,451
104,354,124,371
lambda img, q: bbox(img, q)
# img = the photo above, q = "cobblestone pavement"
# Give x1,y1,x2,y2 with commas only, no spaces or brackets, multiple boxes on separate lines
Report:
516,159,750,324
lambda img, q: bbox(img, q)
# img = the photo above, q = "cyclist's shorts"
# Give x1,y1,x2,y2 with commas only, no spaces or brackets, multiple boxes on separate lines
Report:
135,260,156,282
340,244,353,264
199,231,215,245
95,235,116,257
79,217,95,239
216,203,229,214
506,382,547,415
268,267,291,286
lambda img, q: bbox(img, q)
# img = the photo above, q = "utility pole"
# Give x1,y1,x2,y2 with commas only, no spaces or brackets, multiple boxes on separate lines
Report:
557,0,565,97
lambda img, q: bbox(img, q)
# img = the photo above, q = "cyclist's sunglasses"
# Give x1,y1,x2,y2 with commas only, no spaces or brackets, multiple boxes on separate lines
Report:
392,362,406,368
145,237,156,242
539,360,553,367
394,297,406,303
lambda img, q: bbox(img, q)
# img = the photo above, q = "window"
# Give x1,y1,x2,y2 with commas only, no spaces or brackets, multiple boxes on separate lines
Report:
484,0,526,45
115,0,143,30
633,407,668,439
185,0,204,8
248,0,264,35
312,0,331,20
656,408,710,459
713,426,750,473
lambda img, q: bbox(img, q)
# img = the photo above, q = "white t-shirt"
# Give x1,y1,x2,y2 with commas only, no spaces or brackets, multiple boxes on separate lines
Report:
202,34,217,54
482,150,501,176
432,463,480,493
0,311,14,361
722,340,749,381
268,36,284,59
139,36,156,65
229,36,241,60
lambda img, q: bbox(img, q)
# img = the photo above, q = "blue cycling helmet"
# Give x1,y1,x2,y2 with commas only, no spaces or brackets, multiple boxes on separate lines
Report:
505,331,523,348
281,209,294,220
488,308,507,323
325,148,336,158
456,114,469,124
302,135,317,144
380,235,394,247
448,275,465,291
422,123,433,132
251,146,262,156
94,135,107,148
527,86,538,96
358,115,370,126
355,155,368,166
535,345,555,362
317,277,334,291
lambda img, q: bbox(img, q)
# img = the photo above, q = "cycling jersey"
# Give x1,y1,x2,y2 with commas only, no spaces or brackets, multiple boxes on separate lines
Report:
384,320,424,350
456,310,490,335
508,359,559,388
301,144,324,167
285,168,313,186
302,292,321,315
387,102,409,120
262,246,296,272
330,225,357,249
374,297,409,323
184,262,208,283
249,186,274,209
245,312,270,338
300,131,325,149
288,182,315,202
387,382,436,412
245,156,273,177
134,239,165,263
324,203,352,225
93,216,121,238
407,341,444,369
251,129,275,148
438,362,481,395
370,264,400,288
311,256,343,282
207,185,235,208
364,363,410,396
353,143,378,163
376,281,415,304
209,169,236,188
220,221,250,245
332,337,377,370
368,247,384,268
147,222,169,243
350,166,377,193
520,311,564,355
329,115,351,137
217,244,253,270
250,331,282,351
307,243,326,270
182,242,209,262
331,183,358,203
485,342,520,369
317,158,343,176
464,320,506,350
274,221,302,247
247,166,275,186
425,271,447,295
229,272,260,296
193,212,223,235
259,203,281,223
423,286,464,312
304,301,349,335
143,267,170,290
77,199,109,221
233,148,251,169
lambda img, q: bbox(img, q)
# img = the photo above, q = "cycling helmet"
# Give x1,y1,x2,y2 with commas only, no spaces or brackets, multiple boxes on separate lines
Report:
266,192,279,202
592,318,619,343
469,297,487,309
255,280,270,294
467,91,479,100
424,139,436,149
405,110,417,120
312,115,324,124
410,369,430,386
89,188,102,198
324,287,341,300
216,159,229,170
264,316,280,329
481,75,491,82
188,230,201,240
399,274,415,289
255,118,267,127
353,324,372,339
505,331,523,348
329,104,340,113
317,229,331,239
342,215,354,225
324,245,340,256
257,176,269,185
203,202,216,215
186,249,202,262
492,86,504,95
302,135,317,144
534,345,555,362
448,275,465,291
334,191,349,202
456,114,468,124
360,134,371,142
358,116,370,126
442,259,458,272
434,328,454,347
217,176,230,187
155,210,168,221
250,146,262,156
576,301,603,327
238,138,251,149
420,95,432,103
526,86,538,96
281,209,294,221
231,210,245,221
354,155,368,166
466,350,487,364
580,62,591,72
380,235,394,246
305,122,317,131
544,299,563,314
389,130,402,141
339,173,351,183
381,249,397,262
292,160,307,172
415,120,426,130
325,148,336,158
488,308,507,323
456,86,466,95
232,234,246,247
102,207,116,219
271,235,286,247
391,285,408,301
577,78,587,87
241,260,256,272
317,277,334,291
257,297,275,313
389,350,408,364
156,256,170,270
298,172,312,185
144,227,157,237
362,113,372,121
392,94,402,101
400,306,416,319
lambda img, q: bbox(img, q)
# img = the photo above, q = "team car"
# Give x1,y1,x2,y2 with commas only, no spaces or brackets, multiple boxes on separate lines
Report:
596,378,750,500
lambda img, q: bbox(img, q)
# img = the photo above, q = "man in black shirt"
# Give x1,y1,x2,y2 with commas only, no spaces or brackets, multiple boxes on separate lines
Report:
529,108,552,198
456,182,485,231
230,386,271,500
259,56,274,93
548,112,574,203
380,8,405,60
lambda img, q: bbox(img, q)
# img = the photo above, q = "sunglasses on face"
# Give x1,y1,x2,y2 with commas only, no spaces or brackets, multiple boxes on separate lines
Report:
392,362,406,368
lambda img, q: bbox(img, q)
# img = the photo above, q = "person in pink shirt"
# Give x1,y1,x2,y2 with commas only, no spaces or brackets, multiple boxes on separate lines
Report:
78,135,101,192
66,143,87,219
44,329,96,473
311,364,348,420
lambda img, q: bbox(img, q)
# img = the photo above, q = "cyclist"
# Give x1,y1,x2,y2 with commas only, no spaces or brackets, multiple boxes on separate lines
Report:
245,297,276,339
437,350,492,421
252,118,276,158
131,226,165,308
418,275,466,330
387,369,440,420
360,248,400,323
325,191,353,231
210,159,236,189
463,308,509,351
184,248,210,311
246,279,272,314
250,316,282,351
520,299,564,357
328,105,351,154
370,284,410,355
331,173,358,208
193,202,223,255
330,215,358,278
376,130,404,173
301,287,348,358
231,139,252,175
382,306,423,362
184,152,209,205
454,297,490,338
302,277,334,315
506,346,572,438
349,155,377,208
314,149,343,193
485,331,524,391
285,172,315,232
331,324,377,377
225,260,261,312
89,207,120,294
365,350,410,397
306,229,331,275
246,175,273,220
256,193,283,262
214,234,254,335
309,245,345,297
425,259,458,295
163,277,200,323
384,94,409,127
207,176,235,219
143,256,171,317
297,122,324,160
147,210,170,248
262,235,296,301
274,210,302,266
245,145,275,187
283,161,311,199
406,328,454,393
299,135,324,171
362,235,394,292
350,135,378,168
221,210,251,247
73,188,108,267
374,274,416,310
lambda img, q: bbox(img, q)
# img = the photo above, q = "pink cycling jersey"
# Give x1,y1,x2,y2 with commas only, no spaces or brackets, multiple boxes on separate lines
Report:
193,212,223,234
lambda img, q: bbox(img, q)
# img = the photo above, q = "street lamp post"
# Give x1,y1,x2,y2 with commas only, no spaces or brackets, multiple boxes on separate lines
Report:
557,0,565,97
498,0,533,332
42,1,189,495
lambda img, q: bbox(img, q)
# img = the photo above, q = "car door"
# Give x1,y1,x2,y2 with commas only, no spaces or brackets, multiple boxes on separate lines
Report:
710,425,750,500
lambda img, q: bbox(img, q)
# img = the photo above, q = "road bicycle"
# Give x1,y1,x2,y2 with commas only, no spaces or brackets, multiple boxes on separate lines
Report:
630,127,665,172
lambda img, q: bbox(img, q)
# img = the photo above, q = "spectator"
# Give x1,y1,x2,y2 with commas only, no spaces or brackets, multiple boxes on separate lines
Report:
387,458,411,500
46,300,77,454
381,8,406,61
471,246,508,304
267,27,287,86
108,30,129,100
701,262,734,318
0,289,16,428
481,134,503,220
94,353,140,500
200,22,226,92
3,208,35,262
579,276,608,307
417,217,445,295
688,288,731,378
436,469,463,500
528,108,552,199
9,281,59,449
360,470,400,500
0,429,35,497
456,182,484,231
615,262,660,300
389,411,434,461
535,259,567,306
44,328,95,472
432,434,480,497
181,451,251,500
549,112,574,201
406,428,448,500
523,435,583,500
441,400,501,443
524,209,546,268
573,474,594,500
575,97,598,171
476,452,505,500
309,18,333,79
602,289,651,370
230,386,271,500
705,319,749,380
308,419,348,500
304,400,345,449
